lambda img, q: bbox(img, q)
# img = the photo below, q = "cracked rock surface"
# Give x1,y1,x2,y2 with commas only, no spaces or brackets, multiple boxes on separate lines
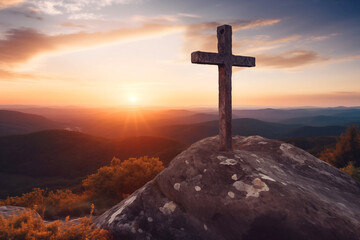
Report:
95,136,360,240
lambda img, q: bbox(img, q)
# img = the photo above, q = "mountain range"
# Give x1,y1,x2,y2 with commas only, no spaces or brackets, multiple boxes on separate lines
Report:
2,106,358,139
0,110,63,136
0,129,186,198
1,106,359,198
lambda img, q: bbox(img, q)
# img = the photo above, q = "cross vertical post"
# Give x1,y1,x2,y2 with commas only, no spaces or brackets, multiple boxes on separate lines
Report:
191,25,255,151
218,25,233,151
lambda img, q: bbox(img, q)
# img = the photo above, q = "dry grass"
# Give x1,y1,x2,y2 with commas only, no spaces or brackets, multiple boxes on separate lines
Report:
0,206,111,240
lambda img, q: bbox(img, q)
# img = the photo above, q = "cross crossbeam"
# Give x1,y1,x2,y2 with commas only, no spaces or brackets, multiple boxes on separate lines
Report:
191,52,255,67
191,25,255,151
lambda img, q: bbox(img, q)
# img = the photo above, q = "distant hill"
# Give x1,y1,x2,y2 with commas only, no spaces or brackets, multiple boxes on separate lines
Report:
280,115,360,127
283,136,338,157
0,130,186,198
233,107,360,122
70,111,219,139
159,113,218,125
4,106,360,138
0,110,63,136
285,126,346,138
155,118,348,143
156,118,301,143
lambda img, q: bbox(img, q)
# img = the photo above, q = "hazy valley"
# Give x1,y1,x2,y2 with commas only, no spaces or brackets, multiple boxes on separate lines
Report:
0,106,359,198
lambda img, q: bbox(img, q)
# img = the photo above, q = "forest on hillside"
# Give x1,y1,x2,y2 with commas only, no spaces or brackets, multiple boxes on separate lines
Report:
1,108,360,239
1,126,360,239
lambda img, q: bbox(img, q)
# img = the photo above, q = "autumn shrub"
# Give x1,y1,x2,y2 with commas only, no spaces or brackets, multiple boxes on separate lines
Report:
82,156,164,210
0,188,91,220
1,156,164,218
341,162,360,182
319,125,360,182
0,188,46,216
0,207,111,240
319,125,360,168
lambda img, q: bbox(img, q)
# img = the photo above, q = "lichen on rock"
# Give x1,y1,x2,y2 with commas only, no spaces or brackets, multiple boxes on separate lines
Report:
96,135,360,240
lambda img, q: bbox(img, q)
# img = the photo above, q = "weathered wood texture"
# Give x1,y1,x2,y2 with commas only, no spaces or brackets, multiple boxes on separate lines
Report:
191,52,255,67
191,24,255,151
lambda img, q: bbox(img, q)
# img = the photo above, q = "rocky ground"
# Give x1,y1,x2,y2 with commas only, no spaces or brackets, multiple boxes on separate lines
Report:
95,135,360,240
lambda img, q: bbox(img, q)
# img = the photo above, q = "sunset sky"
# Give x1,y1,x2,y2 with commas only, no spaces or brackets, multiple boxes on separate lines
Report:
0,0,359,108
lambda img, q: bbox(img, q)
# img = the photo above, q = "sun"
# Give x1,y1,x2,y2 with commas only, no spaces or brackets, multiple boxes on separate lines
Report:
130,96,137,103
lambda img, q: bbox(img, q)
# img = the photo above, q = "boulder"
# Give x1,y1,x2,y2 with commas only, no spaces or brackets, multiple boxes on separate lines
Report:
95,136,360,240
0,205,41,219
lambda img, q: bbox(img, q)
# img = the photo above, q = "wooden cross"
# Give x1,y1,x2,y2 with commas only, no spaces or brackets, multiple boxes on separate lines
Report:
191,25,255,151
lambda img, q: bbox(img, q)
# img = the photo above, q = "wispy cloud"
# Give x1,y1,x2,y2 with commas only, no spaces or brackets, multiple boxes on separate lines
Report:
60,22,87,29
231,19,281,31
68,13,102,20
257,51,360,69
0,0,25,9
257,50,328,68
132,15,180,23
10,7,43,20
337,54,360,62
1,16,354,77
30,0,141,15
183,19,282,54
178,13,201,19
0,24,183,68
180,19,346,69
132,13,202,24
306,33,338,42
0,68,36,80
237,35,302,52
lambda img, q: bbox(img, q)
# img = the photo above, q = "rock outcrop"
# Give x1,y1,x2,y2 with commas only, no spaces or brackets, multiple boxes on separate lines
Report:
0,206,41,219
95,136,360,240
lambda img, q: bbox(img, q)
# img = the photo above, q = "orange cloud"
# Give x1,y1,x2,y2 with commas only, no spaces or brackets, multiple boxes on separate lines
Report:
306,33,338,42
237,35,302,52
60,22,87,28
0,68,36,80
0,19,281,69
0,24,183,67
131,13,201,24
132,15,181,23
257,50,328,68
181,19,340,70
0,0,25,9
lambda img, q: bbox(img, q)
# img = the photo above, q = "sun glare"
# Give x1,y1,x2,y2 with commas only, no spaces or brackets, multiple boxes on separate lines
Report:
130,96,137,103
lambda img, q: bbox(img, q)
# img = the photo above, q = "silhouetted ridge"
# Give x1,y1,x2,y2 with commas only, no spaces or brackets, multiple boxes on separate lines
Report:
0,110,62,136
0,130,186,198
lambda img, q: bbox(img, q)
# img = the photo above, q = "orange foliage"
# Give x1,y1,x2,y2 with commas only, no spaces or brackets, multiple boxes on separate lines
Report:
0,207,111,240
83,156,164,200
319,125,360,182
0,156,164,218
320,125,360,168
0,188,90,219
341,162,360,182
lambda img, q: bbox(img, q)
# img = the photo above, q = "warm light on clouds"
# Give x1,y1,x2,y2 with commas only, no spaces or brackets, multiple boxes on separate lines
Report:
238,35,302,52
0,24,183,68
59,22,87,29
0,68,36,80
32,0,141,15
257,50,328,69
0,0,360,107
0,0,25,9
